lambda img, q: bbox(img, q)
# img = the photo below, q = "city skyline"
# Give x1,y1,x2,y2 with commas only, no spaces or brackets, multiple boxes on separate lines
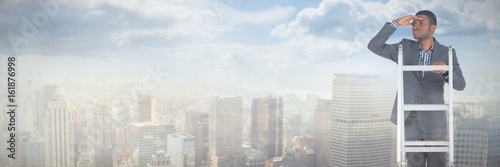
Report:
1,74,499,166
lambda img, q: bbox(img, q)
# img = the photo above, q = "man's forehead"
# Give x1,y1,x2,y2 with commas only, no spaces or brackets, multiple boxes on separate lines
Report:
416,14,429,21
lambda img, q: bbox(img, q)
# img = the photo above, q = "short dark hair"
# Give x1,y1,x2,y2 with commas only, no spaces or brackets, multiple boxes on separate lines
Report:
416,10,437,26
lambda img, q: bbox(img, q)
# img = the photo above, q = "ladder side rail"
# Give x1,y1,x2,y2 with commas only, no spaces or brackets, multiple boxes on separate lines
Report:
397,44,404,167
448,46,454,166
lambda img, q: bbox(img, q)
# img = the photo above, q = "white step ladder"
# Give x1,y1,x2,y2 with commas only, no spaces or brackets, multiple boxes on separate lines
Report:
396,44,455,167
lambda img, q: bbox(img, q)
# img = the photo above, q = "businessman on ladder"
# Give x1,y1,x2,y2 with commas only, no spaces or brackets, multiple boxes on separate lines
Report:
367,10,466,166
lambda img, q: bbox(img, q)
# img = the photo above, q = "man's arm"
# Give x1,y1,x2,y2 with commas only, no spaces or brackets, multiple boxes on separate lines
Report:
434,49,466,91
367,15,423,62
367,22,400,62
451,49,466,91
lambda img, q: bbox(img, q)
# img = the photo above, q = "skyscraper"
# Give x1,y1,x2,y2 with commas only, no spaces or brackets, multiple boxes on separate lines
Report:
127,122,176,167
251,96,284,159
292,113,302,136
44,88,75,167
136,94,156,122
93,103,113,167
94,103,112,148
454,118,489,167
18,97,36,133
312,99,332,167
184,111,210,167
37,85,58,133
487,116,500,167
167,133,196,167
453,98,500,167
19,135,45,167
208,96,246,167
329,74,396,166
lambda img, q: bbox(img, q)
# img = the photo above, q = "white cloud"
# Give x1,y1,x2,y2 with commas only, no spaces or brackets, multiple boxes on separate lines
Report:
270,0,387,62
224,5,296,25
89,9,106,16
270,0,397,39
75,0,296,26
74,0,205,20
57,0,297,55
491,39,500,47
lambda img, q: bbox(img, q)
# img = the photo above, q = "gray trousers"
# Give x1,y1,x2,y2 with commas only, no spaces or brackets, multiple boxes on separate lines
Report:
405,111,448,167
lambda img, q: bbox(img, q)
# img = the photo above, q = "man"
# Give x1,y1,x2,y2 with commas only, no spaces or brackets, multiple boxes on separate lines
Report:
367,10,466,166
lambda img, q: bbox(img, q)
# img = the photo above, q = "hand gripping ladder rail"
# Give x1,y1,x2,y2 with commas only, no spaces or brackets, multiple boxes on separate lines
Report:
396,44,455,167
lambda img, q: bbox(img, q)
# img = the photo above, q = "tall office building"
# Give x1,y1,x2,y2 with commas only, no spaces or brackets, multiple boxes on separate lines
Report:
487,116,500,166
329,74,396,166
167,133,196,167
94,103,113,148
37,85,58,133
184,111,210,167
19,135,45,167
44,88,75,167
184,110,198,136
251,96,284,159
93,103,113,167
282,127,294,153
128,122,176,167
18,98,36,133
453,98,500,167
7,132,28,167
454,118,489,167
292,113,302,136
312,99,332,167
136,94,156,122
208,96,246,167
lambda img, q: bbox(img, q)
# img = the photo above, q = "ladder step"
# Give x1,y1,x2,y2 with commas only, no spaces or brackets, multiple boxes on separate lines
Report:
404,141,449,146
403,146,449,152
403,104,449,111
402,65,448,71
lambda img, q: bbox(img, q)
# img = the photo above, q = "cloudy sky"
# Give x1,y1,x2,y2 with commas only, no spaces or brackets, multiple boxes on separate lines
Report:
1,0,499,98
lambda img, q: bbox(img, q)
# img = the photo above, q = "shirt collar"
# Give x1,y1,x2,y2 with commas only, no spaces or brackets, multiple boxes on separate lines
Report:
419,43,434,53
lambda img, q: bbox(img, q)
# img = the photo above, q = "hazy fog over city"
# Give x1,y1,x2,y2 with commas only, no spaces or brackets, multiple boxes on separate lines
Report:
1,0,499,166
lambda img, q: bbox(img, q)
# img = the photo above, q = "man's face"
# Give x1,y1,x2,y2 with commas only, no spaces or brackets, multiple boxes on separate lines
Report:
412,15,435,40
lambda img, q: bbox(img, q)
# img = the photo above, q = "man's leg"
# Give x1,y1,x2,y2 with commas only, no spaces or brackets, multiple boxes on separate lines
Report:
419,111,448,167
407,152,426,167
405,112,426,167
426,152,446,167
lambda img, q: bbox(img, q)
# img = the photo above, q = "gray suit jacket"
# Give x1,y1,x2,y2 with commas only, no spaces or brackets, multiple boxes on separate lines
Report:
367,22,466,129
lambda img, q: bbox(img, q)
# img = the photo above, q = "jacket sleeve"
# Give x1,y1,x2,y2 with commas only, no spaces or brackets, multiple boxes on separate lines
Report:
367,22,401,63
450,48,466,91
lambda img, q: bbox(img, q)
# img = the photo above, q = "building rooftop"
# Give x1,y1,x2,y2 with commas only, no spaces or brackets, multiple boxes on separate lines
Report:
216,95,241,99
304,147,315,155
169,133,195,139
129,122,171,127
243,144,265,160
